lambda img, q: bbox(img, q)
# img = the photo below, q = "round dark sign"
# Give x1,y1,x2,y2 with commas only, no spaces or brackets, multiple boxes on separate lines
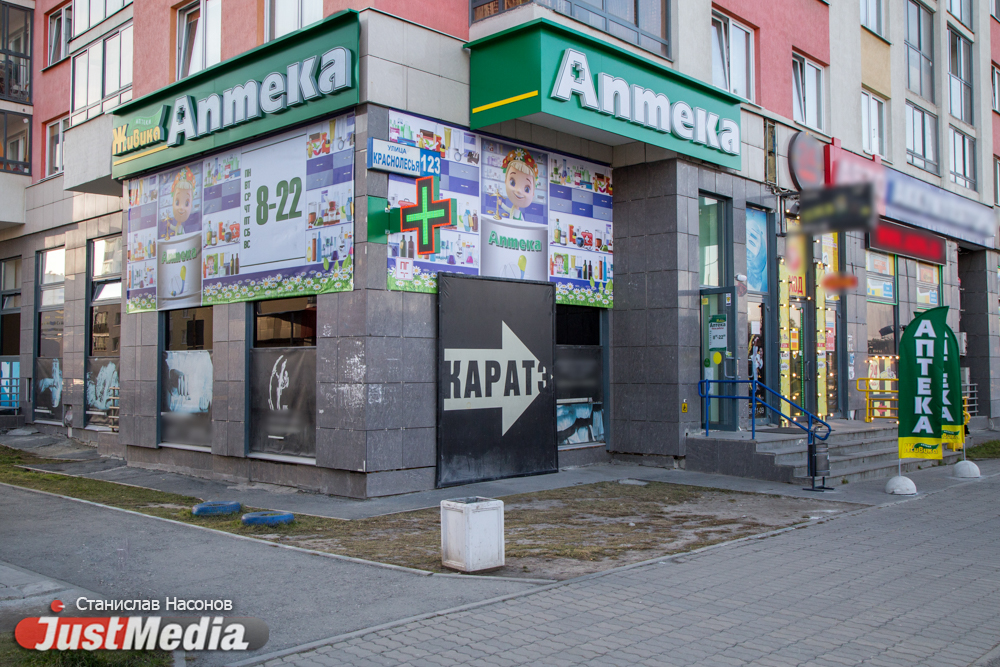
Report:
788,132,825,190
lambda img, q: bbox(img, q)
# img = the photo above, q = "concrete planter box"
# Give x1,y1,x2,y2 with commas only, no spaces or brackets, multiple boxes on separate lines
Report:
440,497,504,572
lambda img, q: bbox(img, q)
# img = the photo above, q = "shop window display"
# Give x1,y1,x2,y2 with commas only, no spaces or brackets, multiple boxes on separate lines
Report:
555,305,604,447
86,237,123,427
915,261,940,309
161,307,213,447
250,297,317,458
35,248,65,423
0,257,20,410
698,196,724,287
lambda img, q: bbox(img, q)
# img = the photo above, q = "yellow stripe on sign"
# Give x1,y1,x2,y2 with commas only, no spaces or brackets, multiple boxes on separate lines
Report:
113,144,170,166
472,90,539,114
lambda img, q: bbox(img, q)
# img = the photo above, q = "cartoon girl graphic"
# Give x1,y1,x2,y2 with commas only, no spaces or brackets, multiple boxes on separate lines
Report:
499,148,537,222
165,167,197,238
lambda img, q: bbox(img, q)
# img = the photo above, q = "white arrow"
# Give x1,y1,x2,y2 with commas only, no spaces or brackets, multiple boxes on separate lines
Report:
443,322,543,435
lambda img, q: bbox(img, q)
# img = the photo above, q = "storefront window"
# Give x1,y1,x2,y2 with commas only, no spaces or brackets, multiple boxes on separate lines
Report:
866,249,897,381
35,248,65,423
555,305,604,446
250,297,316,458
865,250,896,303
915,261,941,309
87,237,122,427
0,257,19,410
699,196,725,287
161,307,213,447
822,233,840,415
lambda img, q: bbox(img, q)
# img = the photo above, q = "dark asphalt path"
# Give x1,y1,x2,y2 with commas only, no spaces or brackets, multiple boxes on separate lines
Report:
0,484,536,665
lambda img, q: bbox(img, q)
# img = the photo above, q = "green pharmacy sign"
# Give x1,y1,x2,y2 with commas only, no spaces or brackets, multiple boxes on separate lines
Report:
388,175,456,256
467,20,743,170
112,11,359,179
897,307,964,459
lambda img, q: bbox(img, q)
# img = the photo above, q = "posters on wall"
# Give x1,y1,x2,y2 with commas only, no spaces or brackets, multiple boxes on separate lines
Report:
125,112,356,313
249,348,317,457
384,111,613,308
745,208,768,293
160,350,214,446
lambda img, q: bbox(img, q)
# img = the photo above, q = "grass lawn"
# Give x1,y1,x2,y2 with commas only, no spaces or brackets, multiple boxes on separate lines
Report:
0,633,172,667
966,440,1000,460
0,444,862,580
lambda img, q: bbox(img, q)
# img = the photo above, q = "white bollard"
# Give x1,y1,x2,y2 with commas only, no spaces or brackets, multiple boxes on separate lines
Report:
885,475,917,495
441,497,505,572
954,460,981,478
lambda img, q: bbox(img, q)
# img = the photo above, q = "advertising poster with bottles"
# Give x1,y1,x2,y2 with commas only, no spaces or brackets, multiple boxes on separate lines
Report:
124,111,355,313
385,111,614,307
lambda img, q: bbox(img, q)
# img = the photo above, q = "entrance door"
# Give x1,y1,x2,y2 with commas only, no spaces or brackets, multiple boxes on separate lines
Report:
788,299,815,417
747,301,769,421
701,287,737,430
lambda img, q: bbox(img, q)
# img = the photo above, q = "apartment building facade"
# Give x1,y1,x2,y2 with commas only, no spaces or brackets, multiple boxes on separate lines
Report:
0,0,995,497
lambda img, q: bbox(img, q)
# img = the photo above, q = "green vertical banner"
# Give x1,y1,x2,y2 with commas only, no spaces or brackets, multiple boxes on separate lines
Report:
942,326,965,449
898,307,949,459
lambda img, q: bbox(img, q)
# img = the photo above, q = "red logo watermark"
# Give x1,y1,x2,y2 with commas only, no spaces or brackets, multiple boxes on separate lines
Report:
15,606,269,652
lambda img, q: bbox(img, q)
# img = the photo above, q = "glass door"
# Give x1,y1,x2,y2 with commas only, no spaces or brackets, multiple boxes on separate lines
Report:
701,287,737,430
747,300,769,421
787,299,815,418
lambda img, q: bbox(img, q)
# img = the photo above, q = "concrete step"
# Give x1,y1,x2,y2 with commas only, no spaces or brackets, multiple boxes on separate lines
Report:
788,447,905,476
765,437,900,464
793,450,963,485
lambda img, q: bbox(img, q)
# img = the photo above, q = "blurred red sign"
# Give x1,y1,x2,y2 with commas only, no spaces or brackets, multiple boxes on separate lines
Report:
869,220,946,265
821,273,858,292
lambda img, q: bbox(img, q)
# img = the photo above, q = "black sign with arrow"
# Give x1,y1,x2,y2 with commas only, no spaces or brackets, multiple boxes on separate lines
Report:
437,274,557,487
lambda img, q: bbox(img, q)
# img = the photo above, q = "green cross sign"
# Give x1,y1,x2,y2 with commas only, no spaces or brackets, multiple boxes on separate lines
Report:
389,175,456,256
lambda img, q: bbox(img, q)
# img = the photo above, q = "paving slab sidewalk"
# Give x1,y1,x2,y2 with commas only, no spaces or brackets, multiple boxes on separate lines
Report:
4,429,999,519
0,560,101,633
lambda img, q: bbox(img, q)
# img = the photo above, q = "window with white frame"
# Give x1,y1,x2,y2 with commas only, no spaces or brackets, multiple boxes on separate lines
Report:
71,23,132,125
949,29,973,124
949,126,975,190
993,65,1000,111
46,118,68,177
861,0,883,35
993,0,1000,21
266,0,322,42
905,0,933,101
48,5,72,65
947,0,972,28
906,103,938,173
177,0,220,80
994,156,1000,205
72,0,132,37
711,13,753,101
0,110,29,174
792,54,823,130
862,91,886,157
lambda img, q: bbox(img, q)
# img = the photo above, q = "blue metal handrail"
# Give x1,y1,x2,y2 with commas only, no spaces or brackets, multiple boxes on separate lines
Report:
697,378,831,443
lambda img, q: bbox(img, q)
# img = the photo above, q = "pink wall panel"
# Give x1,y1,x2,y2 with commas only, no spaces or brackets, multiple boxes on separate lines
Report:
32,1,73,182
712,0,829,121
